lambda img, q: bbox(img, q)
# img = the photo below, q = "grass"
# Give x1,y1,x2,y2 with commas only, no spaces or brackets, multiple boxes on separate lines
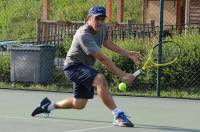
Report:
0,82,72,93
0,82,199,99
0,0,143,40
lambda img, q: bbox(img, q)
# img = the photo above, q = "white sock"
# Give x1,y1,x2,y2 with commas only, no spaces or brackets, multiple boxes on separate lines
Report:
112,108,122,117
47,103,55,111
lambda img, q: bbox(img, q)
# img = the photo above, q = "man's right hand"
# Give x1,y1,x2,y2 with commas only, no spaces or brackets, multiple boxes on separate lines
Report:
121,73,135,84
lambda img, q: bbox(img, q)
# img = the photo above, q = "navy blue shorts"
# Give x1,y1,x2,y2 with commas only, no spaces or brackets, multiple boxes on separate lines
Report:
64,64,98,99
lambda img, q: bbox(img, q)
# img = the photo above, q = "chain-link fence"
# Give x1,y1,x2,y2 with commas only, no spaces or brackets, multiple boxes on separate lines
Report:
134,0,200,95
0,0,200,98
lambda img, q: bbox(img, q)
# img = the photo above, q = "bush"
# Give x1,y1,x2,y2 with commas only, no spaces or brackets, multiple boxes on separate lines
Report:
95,38,154,92
162,32,200,90
55,36,71,58
1,32,200,93
95,31,200,92
0,55,10,82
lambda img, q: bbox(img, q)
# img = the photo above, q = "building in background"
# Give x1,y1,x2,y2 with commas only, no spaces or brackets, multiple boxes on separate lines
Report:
143,0,200,26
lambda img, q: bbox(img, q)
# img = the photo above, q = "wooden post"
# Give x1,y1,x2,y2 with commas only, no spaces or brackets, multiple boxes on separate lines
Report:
106,0,112,23
150,20,155,34
36,18,41,43
176,0,181,31
185,0,190,25
43,0,50,20
117,0,124,24
151,20,155,27
43,0,50,41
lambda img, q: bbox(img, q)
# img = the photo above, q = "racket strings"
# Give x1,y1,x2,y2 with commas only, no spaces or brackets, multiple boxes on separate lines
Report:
152,41,180,65
141,41,181,69
161,42,180,63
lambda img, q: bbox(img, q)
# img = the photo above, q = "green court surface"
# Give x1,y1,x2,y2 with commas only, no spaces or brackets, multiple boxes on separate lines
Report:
0,89,200,132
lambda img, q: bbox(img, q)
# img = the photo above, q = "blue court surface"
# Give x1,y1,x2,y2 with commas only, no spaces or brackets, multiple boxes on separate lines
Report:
0,89,200,132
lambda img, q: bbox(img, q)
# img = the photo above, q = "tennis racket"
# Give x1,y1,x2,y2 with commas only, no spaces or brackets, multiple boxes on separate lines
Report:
133,40,181,77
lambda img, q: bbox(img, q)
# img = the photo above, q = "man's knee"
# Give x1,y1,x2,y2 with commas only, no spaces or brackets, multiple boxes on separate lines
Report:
73,98,87,110
93,73,107,86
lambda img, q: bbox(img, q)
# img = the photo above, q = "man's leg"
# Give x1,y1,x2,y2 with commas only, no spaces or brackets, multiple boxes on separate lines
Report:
32,64,92,116
93,73,116,110
54,98,87,110
31,97,87,116
93,73,134,127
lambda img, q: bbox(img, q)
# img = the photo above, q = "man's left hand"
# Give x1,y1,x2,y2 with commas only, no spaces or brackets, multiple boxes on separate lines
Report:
128,51,143,64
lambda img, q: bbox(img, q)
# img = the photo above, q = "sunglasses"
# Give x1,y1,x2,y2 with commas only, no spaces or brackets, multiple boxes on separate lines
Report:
95,16,106,21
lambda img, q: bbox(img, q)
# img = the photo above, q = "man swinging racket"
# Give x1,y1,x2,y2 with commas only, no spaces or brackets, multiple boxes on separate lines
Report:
31,5,142,127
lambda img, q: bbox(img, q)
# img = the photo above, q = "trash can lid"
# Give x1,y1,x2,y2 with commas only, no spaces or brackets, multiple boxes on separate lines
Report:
11,44,55,51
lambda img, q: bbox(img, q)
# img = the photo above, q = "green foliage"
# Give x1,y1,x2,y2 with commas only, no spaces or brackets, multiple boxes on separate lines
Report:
50,0,143,22
53,67,68,83
161,31,200,90
1,32,200,94
55,36,71,58
96,38,155,92
50,0,106,21
0,0,42,40
0,0,142,40
95,31,200,92
0,55,10,82
113,0,143,22
53,36,72,82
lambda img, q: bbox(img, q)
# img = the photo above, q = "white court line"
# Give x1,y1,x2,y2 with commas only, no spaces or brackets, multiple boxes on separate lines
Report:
1,116,113,132
64,126,113,132
1,116,114,131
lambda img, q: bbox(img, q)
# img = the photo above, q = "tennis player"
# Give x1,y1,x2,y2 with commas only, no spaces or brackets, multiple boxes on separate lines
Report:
31,5,142,127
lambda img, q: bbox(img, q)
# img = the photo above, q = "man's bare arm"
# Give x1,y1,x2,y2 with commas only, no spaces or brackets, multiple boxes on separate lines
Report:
92,51,125,78
103,39,129,57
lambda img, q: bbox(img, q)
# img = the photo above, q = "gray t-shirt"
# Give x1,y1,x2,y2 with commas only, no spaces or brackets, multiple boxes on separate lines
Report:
64,23,109,67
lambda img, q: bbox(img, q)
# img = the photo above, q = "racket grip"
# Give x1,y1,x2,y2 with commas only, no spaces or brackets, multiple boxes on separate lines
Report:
133,69,142,77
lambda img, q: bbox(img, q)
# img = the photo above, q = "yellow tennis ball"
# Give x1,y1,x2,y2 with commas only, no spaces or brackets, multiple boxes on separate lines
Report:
118,83,127,92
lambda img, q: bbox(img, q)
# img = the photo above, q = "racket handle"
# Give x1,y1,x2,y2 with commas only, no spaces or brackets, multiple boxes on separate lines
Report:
133,69,142,77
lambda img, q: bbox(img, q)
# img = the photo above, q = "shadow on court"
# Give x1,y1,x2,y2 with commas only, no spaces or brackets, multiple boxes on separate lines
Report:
135,124,200,132
37,116,112,124
38,116,200,132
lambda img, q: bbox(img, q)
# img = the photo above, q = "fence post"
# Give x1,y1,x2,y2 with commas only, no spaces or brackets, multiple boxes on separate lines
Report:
117,0,124,24
151,20,155,30
150,20,155,37
128,20,133,29
184,0,190,34
106,0,112,23
176,0,181,32
199,27,200,34
43,0,50,42
43,0,50,21
36,18,41,43
157,0,164,97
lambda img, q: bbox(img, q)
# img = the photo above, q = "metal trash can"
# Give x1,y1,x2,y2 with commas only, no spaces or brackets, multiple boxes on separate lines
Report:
11,44,55,84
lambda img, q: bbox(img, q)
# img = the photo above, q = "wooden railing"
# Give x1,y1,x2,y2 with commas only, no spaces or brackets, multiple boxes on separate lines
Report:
36,18,200,45
36,19,156,45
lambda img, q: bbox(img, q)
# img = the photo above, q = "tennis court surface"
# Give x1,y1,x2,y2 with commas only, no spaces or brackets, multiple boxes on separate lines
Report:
0,89,200,132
